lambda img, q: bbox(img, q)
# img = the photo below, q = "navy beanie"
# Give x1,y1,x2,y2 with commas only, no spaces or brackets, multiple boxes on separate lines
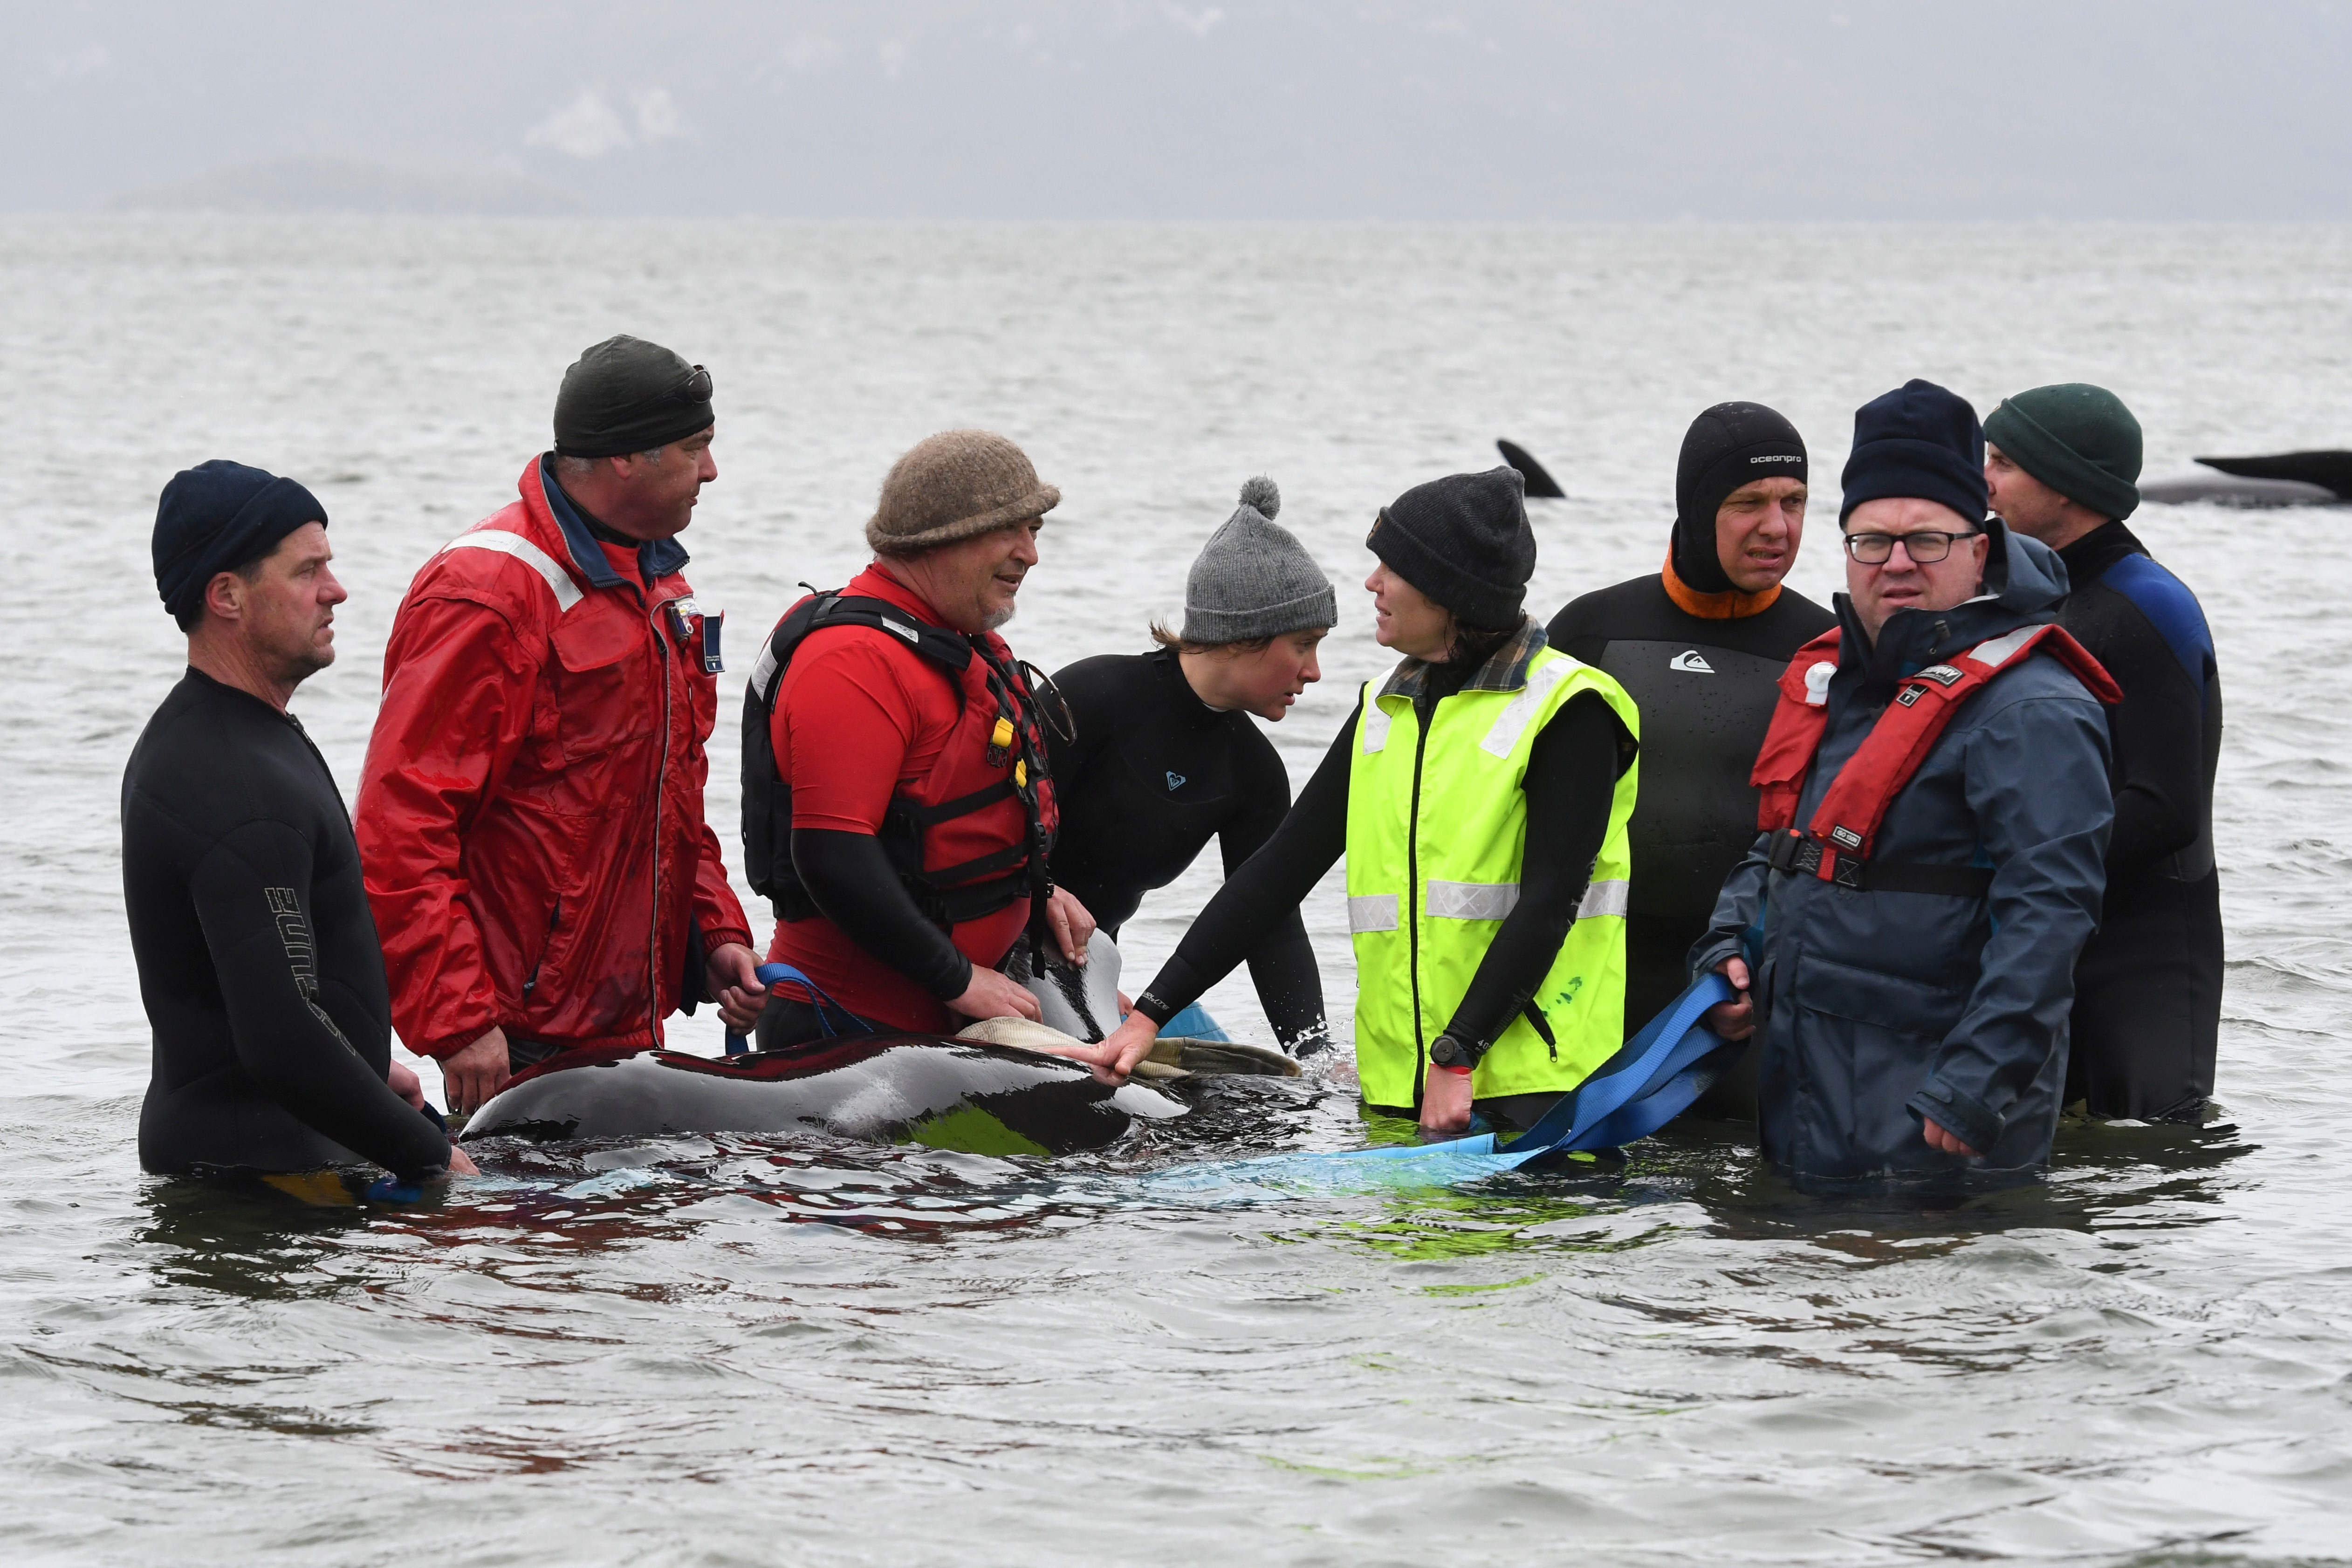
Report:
153,460,329,621
1367,466,1535,630
1838,379,1989,527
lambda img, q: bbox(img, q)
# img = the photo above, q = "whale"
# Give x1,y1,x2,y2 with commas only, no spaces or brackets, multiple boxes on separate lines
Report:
460,1034,1186,1156
2141,450,2351,507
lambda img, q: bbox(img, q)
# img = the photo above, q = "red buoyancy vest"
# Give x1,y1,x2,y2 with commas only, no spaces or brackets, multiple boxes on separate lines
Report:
1752,623,2123,883
744,589,1061,930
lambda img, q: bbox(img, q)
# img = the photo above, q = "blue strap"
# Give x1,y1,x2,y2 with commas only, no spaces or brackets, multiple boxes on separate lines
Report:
723,961,871,1054
1570,1039,1743,1150
1493,972,1735,1157
1150,972,1742,1191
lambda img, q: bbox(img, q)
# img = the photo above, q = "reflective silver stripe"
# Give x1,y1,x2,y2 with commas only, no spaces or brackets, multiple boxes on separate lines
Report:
1361,697,1392,754
1347,894,1399,933
1969,626,2036,668
748,640,782,701
1426,879,1519,921
1481,658,1570,757
441,530,583,612
1576,878,1630,919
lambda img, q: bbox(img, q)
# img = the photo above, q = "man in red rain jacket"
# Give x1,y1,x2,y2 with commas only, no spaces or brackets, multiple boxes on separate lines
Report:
357,336,762,1112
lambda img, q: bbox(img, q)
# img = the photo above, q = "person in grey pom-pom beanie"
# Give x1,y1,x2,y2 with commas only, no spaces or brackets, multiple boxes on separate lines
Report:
1179,477,1339,645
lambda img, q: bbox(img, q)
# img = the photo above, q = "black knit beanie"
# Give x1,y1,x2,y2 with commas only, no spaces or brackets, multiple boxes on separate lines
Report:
1672,402,1808,593
1983,383,2142,521
1367,466,1534,630
554,335,714,459
1839,379,1989,526
153,459,329,621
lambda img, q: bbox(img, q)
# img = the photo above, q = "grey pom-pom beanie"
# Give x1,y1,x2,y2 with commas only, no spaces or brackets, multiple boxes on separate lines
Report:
1180,477,1339,644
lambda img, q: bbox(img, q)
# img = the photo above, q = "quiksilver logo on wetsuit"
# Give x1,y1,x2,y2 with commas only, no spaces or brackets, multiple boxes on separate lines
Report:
1668,650,1714,674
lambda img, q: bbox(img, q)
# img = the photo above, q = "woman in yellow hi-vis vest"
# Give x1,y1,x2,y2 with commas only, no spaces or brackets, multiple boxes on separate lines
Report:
1094,467,1640,1133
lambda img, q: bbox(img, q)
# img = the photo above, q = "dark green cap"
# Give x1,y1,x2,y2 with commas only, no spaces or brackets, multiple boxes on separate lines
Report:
1983,383,2142,522
553,334,714,459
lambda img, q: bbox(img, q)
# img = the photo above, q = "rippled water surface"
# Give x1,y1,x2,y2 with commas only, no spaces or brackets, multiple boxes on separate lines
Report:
3,219,2349,1565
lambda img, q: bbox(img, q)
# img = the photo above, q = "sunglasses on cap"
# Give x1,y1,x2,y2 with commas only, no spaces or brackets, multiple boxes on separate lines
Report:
675,364,713,404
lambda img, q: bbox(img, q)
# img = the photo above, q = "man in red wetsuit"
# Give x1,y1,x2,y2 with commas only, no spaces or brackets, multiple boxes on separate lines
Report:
741,430,1096,1048
358,336,764,1112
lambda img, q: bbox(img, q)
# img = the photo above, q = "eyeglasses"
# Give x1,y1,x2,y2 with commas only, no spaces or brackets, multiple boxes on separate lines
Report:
675,364,713,404
1842,528,1980,565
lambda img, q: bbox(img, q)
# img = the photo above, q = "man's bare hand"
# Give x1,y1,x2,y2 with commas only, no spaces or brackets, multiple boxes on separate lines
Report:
1704,956,1755,1041
441,1027,511,1115
1044,888,1096,965
1419,1064,1474,1135
387,1060,427,1111
1096,1010,1160,1082
1922,1118,1982,1158
705,942,769,1033
951,965,1042,1024
442,1144,481,1177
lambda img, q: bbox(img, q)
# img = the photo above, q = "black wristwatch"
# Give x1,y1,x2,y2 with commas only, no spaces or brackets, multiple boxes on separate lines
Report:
1429,1034,1479,1071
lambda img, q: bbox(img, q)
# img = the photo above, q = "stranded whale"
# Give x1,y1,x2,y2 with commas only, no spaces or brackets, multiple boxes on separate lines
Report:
461,1034,1186,1156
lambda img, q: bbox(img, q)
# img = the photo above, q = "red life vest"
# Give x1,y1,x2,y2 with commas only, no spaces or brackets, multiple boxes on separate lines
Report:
1752,622,2122,888
742,590,1061,929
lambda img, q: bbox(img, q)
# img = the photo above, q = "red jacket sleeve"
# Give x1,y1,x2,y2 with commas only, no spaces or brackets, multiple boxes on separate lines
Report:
354,591,540,1059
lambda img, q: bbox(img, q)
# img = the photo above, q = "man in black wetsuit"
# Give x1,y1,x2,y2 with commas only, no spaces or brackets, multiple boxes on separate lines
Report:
1545,403,1835,1115
1047,477,1332,1053
125,460,471,1186
1985,383,2223,1122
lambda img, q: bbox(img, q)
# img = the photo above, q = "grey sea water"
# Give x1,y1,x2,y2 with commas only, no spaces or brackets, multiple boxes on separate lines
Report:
2,218,2349,1565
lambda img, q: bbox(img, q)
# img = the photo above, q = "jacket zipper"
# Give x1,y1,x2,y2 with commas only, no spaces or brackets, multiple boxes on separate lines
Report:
1406,703,1433,1110
651,599,672,1041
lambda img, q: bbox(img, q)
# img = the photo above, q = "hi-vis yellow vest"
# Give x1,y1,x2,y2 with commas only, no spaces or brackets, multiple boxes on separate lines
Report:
1344,647,1640,1108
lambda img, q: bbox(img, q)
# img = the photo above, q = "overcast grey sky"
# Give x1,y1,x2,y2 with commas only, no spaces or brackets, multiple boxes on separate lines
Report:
7,0,2349,219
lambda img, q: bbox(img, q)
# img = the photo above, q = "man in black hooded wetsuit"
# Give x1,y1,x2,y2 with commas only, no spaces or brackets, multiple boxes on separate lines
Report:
1546,403,1835,1116
1986,383,2223,1122
1047,478,1332,1054
125,460,469,1186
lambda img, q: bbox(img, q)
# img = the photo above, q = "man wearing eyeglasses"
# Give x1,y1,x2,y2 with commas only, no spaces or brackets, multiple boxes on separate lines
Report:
1693,379,2117,1192
356,336,764,1116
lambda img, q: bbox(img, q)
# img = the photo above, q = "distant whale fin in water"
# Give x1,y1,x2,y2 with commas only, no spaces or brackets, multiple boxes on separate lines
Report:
2194,450,2352,500
1497,439,1567,499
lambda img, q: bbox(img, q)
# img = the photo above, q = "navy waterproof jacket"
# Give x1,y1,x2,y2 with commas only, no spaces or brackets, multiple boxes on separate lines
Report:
1693,522,2113,1190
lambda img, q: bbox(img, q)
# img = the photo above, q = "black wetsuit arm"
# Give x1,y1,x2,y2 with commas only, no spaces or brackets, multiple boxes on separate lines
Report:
1133,710,1356,1026
2094,615,2208,876
1441,692,1632,1053
791,828,974,1000
1221,741,1330,1052
189,821,452,1180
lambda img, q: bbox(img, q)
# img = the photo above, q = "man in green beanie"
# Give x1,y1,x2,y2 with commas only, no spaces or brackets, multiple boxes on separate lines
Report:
1986,383,2223,1123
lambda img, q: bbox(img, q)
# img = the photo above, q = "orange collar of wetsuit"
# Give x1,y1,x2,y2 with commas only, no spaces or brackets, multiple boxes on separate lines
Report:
1659,550,1782,620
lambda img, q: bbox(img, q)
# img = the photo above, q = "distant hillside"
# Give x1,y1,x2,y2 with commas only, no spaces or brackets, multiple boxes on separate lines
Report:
110,157,582,216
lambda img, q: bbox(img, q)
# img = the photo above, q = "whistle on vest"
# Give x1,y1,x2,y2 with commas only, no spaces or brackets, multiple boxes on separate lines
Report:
987,715,1015,770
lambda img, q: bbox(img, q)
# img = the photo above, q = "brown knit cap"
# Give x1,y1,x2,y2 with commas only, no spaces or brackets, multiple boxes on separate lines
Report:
865,430,1061,557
